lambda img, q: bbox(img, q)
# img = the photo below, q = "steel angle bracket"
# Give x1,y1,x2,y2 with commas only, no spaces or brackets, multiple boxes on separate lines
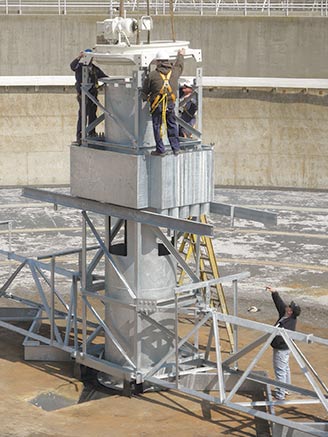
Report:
210,202,277,227
22,188,213,236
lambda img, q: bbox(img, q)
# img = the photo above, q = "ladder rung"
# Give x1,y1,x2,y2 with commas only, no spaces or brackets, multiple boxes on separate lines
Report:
200,269,213,275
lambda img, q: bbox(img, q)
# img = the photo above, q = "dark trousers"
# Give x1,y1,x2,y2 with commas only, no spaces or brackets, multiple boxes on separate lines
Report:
151,102,180,153
76,94,97,141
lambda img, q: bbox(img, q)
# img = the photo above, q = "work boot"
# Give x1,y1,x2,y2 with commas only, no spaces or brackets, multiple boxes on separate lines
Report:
151,150,167,157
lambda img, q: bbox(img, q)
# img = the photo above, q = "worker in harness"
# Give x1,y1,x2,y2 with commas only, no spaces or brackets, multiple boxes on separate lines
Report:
141,48,185,156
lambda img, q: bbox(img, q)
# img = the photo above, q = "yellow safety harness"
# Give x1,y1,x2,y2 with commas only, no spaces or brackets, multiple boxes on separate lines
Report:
150,70,176,137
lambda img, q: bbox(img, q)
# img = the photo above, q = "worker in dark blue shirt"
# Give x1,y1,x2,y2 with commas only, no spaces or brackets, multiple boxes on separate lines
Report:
267,286,301,400
70,49,108,145
179,80,198,138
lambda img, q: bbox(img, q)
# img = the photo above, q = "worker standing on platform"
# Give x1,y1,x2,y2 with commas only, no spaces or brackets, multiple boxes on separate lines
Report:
267,286,301,400
142,48,185,156
179,80,198,138
70,49,108,145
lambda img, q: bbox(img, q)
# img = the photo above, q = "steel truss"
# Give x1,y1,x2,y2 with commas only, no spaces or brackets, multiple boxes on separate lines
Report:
79,66,203,153
0,189,326,435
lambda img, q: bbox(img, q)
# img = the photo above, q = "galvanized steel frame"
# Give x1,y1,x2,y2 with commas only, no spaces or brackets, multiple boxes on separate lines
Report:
144,282,328,436
0,191,326,435
22,187,214,236
80,65,203,151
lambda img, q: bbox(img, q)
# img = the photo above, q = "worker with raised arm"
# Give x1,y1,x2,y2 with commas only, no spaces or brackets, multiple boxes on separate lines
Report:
141,48,185,156
267,286,301,400
70,49,108,145
179,79,198,138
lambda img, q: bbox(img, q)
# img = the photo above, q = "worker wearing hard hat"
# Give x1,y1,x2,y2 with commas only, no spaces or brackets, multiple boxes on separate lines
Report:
70,49,108,145
179,79,198,138
266,286,301,400
141,48,185,156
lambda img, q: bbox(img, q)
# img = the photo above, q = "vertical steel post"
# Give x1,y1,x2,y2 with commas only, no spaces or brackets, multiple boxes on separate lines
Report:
195,234,200,278
196,68,203,146
233,279,238,362
175,292,179,389
72,275,78,350
81,212,87,356
134,221,142,372
81,65,89,144
8,221,12,276
212,312,226,402
134,70,141,150
50,256,55,344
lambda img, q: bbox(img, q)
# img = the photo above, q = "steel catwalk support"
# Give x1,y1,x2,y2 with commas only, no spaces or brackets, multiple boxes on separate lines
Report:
212,312,226,403
81,212,87,357
0,241,328,434
82,211,136,299
23,188,213,237
145,299,328,437
282,332,328,412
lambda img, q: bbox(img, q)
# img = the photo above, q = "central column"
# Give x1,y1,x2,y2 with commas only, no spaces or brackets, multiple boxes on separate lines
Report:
105,220,177,372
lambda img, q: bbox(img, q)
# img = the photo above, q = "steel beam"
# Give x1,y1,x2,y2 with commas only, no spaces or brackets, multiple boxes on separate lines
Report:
0,248,78,279
210,202,277,226
22,188,213,236
215,312,328,347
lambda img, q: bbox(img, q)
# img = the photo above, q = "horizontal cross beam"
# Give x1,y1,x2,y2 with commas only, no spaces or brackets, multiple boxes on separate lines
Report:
23,188,213,236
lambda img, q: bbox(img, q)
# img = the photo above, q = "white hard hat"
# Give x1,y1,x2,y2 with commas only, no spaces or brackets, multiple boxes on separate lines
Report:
155,49,170,60
183,79,193,88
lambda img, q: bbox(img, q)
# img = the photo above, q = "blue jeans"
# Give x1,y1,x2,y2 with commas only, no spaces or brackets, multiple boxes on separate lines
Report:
151,102,180,153
273,348,291,399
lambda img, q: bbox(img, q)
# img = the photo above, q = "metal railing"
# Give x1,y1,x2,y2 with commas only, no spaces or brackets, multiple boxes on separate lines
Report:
1,0,328,16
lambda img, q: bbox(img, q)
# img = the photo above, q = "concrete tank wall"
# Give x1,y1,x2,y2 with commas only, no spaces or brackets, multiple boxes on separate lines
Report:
0,90,73,186
202,90,328,189
1,15,328,77
0,88,327,189
1,15,327,188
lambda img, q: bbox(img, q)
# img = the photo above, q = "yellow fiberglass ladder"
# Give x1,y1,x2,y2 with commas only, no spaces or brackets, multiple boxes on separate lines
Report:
178,214,234,352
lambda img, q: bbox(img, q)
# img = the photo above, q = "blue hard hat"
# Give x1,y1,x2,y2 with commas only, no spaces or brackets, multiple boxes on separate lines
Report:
84,48,93,53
